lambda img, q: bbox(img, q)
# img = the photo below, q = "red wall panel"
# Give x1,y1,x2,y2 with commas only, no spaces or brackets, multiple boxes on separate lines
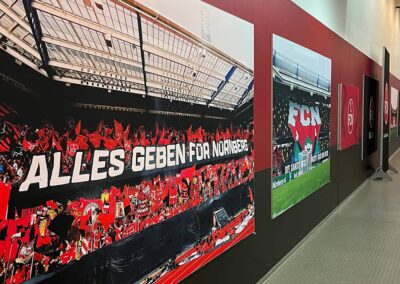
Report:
205,0,400,172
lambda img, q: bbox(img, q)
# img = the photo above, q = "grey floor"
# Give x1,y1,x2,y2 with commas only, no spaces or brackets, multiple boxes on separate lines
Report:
263,152,400,284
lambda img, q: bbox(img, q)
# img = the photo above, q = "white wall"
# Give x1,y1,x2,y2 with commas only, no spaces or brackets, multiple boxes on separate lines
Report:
292,0,400,78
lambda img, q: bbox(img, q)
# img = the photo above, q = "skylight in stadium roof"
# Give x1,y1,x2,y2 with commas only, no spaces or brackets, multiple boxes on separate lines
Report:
0,0,44,73
0,0,254,110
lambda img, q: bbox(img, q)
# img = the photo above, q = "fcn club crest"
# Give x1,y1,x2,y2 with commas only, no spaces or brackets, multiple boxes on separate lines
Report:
347,98,354,134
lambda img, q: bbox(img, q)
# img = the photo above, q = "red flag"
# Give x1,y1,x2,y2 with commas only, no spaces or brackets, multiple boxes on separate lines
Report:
158,127,165,145
104,127,113,137
46,200,58,210
3,239,18,262
104,138,117,150
216,129,220,142
97,212,114,231
88,133,102,148
110,186,121,198
339,84,360,150
78,211,91,231
0,183,11,222
0,140,9,152
224,128,231,140
36,235,52,248
7,219,17,239
96,120,104,134
75,120,81,136
180,165,196,179
0,241,5,259
196,127,203,142
123,197,130,208
162,184,169,201
22,138,29,151
34,252,45,261
124,124,131,140
7,122,21,140
114,120,124,140
187,125,195,142
75,135,89,150
17,212,31,228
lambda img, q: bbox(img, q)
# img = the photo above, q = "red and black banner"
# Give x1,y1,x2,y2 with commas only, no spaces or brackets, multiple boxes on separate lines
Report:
338,84,360,150
362,75,379,159
0,82,255,283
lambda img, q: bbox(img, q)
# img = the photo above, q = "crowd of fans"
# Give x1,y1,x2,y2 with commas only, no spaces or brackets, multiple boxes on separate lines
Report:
0,108,254,186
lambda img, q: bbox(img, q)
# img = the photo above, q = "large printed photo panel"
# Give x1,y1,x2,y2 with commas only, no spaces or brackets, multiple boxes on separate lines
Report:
272,35,331,219
0,0,255,283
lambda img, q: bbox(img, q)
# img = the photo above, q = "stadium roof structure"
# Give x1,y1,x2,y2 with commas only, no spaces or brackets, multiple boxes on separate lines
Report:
0,0,254,110
272,50,331,98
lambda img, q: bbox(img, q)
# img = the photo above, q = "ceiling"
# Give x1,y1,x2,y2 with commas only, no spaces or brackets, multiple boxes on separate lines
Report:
0,0,254,110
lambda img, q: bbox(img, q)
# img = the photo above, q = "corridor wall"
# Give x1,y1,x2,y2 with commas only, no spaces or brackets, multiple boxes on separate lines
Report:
185,0,400,283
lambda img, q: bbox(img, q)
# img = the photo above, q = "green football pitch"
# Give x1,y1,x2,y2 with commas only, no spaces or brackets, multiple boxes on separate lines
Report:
272,161,330,218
